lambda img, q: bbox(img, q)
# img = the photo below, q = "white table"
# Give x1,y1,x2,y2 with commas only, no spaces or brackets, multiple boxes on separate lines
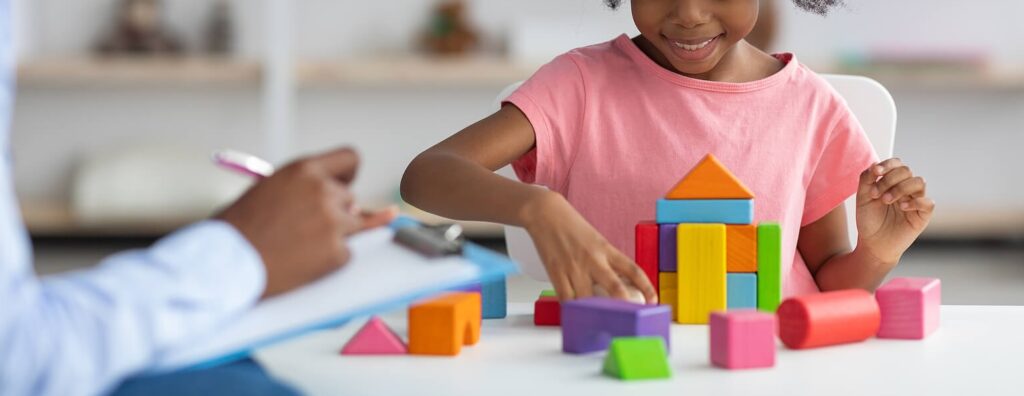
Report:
256,303,1021,396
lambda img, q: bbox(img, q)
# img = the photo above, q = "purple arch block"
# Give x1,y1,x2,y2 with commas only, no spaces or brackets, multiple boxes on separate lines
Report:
561,297,672,354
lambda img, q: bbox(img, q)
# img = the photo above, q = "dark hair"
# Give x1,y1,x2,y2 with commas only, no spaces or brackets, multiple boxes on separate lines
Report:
603,0,845,16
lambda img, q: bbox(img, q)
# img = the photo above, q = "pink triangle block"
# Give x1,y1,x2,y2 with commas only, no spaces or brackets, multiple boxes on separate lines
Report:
341,317,408,355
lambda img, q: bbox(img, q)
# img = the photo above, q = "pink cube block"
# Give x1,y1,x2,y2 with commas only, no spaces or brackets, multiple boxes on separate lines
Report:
710,310,775,369
876,277,941,339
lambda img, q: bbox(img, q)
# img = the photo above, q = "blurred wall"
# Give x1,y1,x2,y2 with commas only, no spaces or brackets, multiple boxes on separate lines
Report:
10,0,1024,237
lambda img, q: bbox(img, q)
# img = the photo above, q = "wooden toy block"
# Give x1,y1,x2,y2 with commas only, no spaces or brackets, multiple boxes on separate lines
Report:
408,292,481,356
340,316,408,355
658,272,677,318
602,337,672,380
561,298,672,354
481,275,508,319
726,224,758,272
777,289,880,349
676,224,726,324
727,273,758,310
664,154,755,200
634,221,660,291
656,199,753,225
540,289,557,297
534,296,561,326
710,311,775,369
876,277,941,339
658,224,677,272
756,223,782,312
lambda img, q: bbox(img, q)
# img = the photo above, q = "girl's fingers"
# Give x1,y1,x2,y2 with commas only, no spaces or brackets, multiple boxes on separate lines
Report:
873,166,913,201
899,197,937,213
549,270,575,301
608,251,658,304
857,165,878,204
885,177,927,204
589,262,631,300
874,158,904,176
567,261,595,299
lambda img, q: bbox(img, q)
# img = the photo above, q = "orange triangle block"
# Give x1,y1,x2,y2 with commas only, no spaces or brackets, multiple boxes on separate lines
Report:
340,316,408,355
665,154,754,199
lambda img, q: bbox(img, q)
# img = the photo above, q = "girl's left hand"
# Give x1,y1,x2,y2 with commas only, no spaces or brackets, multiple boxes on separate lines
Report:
855,158,936,265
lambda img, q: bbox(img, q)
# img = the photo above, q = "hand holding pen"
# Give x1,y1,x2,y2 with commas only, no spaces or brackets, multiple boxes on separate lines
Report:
214,148,398,298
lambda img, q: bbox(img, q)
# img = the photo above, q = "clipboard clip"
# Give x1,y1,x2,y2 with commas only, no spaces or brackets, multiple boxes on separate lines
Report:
393,223,465,257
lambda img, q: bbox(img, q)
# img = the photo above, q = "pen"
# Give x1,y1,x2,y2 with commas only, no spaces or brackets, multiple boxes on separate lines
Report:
212,148,363,215
212,149,275,179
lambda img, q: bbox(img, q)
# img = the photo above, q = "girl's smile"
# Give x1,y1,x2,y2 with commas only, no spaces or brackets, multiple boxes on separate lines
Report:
664,33,724,62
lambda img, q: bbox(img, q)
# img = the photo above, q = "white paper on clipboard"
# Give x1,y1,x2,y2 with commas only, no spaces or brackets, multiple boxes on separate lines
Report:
151,225,515,372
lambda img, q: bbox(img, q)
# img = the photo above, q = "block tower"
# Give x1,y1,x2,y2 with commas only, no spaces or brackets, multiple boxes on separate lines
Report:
634,154,782,324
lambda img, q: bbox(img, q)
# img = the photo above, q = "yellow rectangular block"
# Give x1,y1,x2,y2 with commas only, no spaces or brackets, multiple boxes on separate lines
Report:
677,223,726,324
658,272,677,319
726,224,758,272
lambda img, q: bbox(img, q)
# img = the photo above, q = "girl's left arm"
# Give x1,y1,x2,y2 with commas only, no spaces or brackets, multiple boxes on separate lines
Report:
800,158,936,291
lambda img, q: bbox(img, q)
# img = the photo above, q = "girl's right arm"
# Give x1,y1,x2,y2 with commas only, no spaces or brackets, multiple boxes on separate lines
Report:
401,105,657,303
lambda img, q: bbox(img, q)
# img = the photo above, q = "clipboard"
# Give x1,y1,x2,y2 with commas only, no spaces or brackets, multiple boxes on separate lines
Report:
150,216,518,372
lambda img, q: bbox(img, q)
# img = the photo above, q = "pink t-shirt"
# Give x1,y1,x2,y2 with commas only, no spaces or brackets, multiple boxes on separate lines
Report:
506,35,878,297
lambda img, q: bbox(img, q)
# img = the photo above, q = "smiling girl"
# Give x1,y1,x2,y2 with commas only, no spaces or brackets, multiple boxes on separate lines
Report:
401,0,934,303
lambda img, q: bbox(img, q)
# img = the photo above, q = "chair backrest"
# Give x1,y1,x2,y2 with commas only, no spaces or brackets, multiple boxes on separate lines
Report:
496,75,896,281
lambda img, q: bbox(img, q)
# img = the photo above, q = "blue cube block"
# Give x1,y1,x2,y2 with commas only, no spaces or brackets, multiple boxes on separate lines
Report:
727,273,758,309
481,275,507,319
655,199,753,224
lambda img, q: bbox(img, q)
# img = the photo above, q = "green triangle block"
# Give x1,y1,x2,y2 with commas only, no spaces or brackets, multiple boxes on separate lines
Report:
602,337,671,381
540,289,556,297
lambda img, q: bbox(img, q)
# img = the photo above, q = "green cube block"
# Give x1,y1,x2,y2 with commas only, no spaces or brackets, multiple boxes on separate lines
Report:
540,289,556,298
757,223,782,312
602,337,672,381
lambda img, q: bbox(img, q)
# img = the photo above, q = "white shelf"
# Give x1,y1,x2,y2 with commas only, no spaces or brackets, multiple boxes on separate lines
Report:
824,66,1024,91
15,55,536,88
296,55,535,88
17,57,262,87
21,201,191,237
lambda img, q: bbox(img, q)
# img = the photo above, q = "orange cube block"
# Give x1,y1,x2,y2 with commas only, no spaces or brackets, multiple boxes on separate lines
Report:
408,292,482,356
726,225,758,273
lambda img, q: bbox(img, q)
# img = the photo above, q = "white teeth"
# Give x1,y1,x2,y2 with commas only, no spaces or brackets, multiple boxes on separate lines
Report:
672,37,714,51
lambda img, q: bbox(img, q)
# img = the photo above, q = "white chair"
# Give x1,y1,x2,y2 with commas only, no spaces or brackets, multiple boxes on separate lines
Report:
495,75,897,281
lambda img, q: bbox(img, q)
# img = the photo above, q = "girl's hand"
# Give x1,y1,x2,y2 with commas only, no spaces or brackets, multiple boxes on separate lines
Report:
521,192,658,304
855,158,935,265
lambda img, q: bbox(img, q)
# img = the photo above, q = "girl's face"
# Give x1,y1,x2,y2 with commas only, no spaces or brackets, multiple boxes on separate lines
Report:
631,0,759,76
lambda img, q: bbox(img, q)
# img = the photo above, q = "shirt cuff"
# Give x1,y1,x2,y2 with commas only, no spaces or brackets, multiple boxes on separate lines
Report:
150,220,267,312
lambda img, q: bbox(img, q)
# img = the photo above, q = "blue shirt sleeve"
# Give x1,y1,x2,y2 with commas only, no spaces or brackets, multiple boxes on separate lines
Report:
0,1,268,395
1,222,267,396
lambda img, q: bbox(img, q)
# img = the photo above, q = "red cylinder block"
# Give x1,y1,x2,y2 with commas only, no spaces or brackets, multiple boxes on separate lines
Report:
777,289,880,349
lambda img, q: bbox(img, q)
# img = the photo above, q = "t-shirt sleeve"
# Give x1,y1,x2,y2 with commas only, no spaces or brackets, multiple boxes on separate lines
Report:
502,53,586,190
802,103,880,226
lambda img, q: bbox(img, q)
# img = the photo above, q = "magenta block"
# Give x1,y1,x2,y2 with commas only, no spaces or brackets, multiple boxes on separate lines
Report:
340,317,408,355
561,298,672,354
876,277,941,339
710,310,775,369
658,224,677,272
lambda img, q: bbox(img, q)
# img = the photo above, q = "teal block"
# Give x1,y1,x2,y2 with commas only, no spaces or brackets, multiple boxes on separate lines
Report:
727,273,757,309
655,199,753,224
482,275,507,319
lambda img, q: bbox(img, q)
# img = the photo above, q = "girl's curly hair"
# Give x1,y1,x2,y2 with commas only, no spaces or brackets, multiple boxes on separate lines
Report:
603,0,844,16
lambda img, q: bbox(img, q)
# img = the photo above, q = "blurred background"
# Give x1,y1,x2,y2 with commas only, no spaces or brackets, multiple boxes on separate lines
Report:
10,0,1023,303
